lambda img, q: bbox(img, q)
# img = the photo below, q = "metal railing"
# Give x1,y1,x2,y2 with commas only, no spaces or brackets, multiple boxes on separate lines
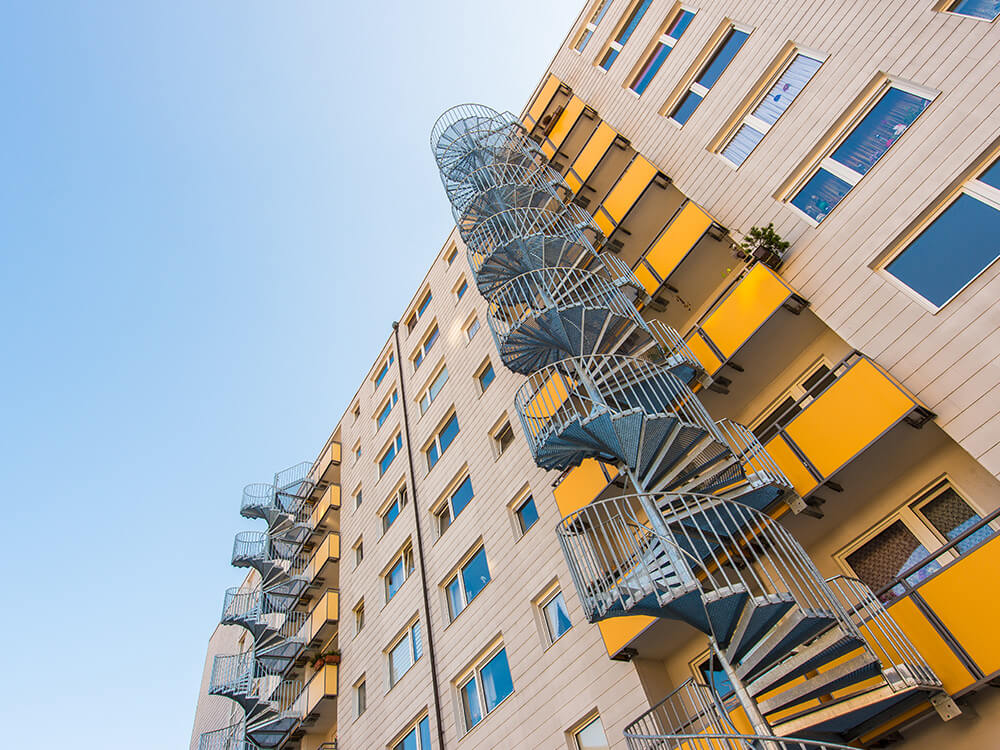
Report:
646,320,704,376
715,419,793,492
464,205,593,271
625,731,859,750
198,722,259,750
210,652,255,695
273,461,314,493
222,586,263,624
446,157,568,217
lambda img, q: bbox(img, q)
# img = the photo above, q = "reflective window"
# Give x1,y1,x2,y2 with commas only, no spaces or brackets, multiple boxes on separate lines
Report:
379,433,403,476
629,9,695,95
946,0,1000,19
670,28,750,125
516,495,539,534
388,621,422,687
377,389,399,429
445,546,491,620
420,366,449,414
598,0,655,70
575,716,610,750
573,0,613,52
460,648,514,732
542,591,572,642
427,413,460,469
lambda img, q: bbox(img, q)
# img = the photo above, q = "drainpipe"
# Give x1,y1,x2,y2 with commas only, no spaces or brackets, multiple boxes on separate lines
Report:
392,321,447,749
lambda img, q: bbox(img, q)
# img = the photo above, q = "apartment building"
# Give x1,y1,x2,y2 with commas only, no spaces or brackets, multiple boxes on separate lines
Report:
191,1,1000,749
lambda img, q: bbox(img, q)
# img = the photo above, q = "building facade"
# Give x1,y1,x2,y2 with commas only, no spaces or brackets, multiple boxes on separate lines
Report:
191,1,1000,748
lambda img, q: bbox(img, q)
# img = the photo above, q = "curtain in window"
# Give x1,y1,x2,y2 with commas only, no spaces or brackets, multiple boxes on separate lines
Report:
920,488,994,554
846,521,938,602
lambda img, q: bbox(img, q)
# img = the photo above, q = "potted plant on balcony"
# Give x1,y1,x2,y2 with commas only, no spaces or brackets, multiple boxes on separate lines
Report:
736,223,790,269
313,650,340,671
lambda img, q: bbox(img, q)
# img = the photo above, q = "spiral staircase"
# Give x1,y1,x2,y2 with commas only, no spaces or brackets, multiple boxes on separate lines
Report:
202,462,318,750
431,104,946,748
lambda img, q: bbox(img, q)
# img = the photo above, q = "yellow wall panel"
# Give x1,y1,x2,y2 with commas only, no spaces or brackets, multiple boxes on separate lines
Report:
547,95,585,151
701,264,793,360
763,434,818,497
599,616,655,657
634,264,661,296
642,202,713,284
570,122,617,185
886,596,975,694
525,74,561,128
553,458,618,516
684,332,724,375
918,536,1000,678
594,208,616,237
603,156,657,224
527,372,573,418
785,358,916,479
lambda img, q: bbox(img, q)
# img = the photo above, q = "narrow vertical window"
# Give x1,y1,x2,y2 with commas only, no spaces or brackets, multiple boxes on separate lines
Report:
573,0,613,52
541,590,572,642
670,26,750,125
629,8,696,95
515,494,539,534
598,0,655,70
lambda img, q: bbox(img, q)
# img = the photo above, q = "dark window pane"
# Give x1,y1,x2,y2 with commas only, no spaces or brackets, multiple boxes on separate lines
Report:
845,521,939,601
667,9,695,38
615,0,654,45
451,476,475,517
753,396,799,444
517,496,539,532
699,656,735,700
919,487,995,554
671,91,703,124
631,43,670,95
599,47,619,70
419,717,431,750
462,548,491,603
440,414,460,452
697,29,749,89
791,167,852,223
886,194,1000,307
831,88,930,175
977,157,1000,190
480,649,514,712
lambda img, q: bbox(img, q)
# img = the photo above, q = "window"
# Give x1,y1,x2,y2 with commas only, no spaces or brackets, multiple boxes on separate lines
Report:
492,420,515,458
445,546,491,620
515,495,539,534
435,475,475,535
426,413,460,470
414,324,439,370
354,538,364,567
354,441,362,463
696,654,736,702
375,353,395,388
541,590,572,642
720,50,824,166
882,155,1000,308
597,0,655,70
670,25,750,125
354,486,363,509
465,316,480,341
382,486,408,534
458,646,514,732
386,544,415,601
841,480,997,602
352,403,360,421
355,677,367,717
446,245,458,265
392,716,432,750
379,432,403,477
574,715,610,750
628,7,695,95
476,360,495,393
354,599,365,635
376,389,399,429
388,620,423,687
419,366,449,414
790,80,934,223
942,0,1000,20
455,278,468,300
752,361,835,443
406,291,433,334
573,0,613,52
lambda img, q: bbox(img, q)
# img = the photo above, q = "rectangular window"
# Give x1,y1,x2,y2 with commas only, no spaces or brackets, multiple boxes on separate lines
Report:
598,0,655,70
477,360,495,392
388,620,423,687
354,441,362,462
455,278,468,300
436,475,475,535
446,246,458,265
458,647,514,732
944,0,1000,20
541,590,572,642
352,403,360,421
382,486,407,534
790,81,933,223
393,716,432,750
414,324,440,370
354,538,364,567
883,156,1000,308
354,487,363,509
417,291,432,317
516,495,539,534
697,654,736,701
670,26,750,125
379,433,404,477
375,353,395,388
354,599,365,635
629,7,695,95
720,51,823,166
376,389,399,429
492,420,515,458
574,715,610,750
385,544,415,601
419,366,449,415
445,546,492,620
355,677,367,717
573,0,612,53
426,413,460,470
752,362,834,443
466,316,480,341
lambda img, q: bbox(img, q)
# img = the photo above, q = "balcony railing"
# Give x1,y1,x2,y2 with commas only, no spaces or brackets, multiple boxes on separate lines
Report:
198,722,259,750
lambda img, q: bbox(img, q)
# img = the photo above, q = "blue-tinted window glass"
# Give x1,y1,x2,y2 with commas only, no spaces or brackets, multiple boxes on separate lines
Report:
697,29,749,89
949,0,1000,19
831,88,930,175
439,414,460,454
461,677,483,729
671,91,702,124
419,717,431,750
598,47,620,70
457,280,467,299
412,621,422,660
394,728,418,750
379,437,400,476
479,363,495,390
543,592,572,640
668,8,695,38
700,658,735,700
629,10,695,95
375,362,389,387
462,548,491,603
614,0,654,45
978,158,1000,190
451,476,475,518
384,498,401,529
446,577,464,618
753,53,823,126
790,168,852,223
387,558,406,599
517,496,539,533
885,194,1000,306
480,649,514,712
721,124,765,166
417,293,432,316
427,443,440,468
377,399,394,429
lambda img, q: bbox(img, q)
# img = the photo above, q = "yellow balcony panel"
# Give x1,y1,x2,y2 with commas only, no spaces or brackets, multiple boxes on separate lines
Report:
691,264,798,376
523,74,562,130
309,441,341,498
916,533,1000,680
635,201,714,294
304,663,338,717
599,616,656,658
310,484,340,533
553,458,619,517
566,122,618,193
684,331,724,377
541,95,586,159
600,156,658,227
304,589,339,646
783,356,925,487
885,596,974,694
304,533,340,585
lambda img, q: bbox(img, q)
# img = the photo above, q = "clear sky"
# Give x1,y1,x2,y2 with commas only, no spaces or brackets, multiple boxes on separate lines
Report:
0,2,582,747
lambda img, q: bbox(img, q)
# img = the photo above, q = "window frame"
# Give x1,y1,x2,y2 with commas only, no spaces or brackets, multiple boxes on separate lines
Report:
384,542,416,603
354,599,365,636
936,0,1000,21
491,418,515,459
376,388,399,430
572,0,613,53
476,358,496,393
465,315,481,341
391,714,432,750
354,675,367,718
380,484,408,535
667,22,752,126
455,642,515,734
570,713,610,750
750,358,834,444
387,618,423,689
446,245,458,265
374,352,395,389
626,4,697,96
540,588,573,644
353,537,364,568
406,289,433,334
433,472,475,537
413,322,440,370
510,488,539,537
378,432,404,477
454,276,469,301
595,0,655,71
425,411,460,471
418,363,449,415
443,543,492,622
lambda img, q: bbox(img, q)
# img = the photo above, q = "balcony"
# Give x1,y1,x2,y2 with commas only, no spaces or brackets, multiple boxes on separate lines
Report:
303,663,338,727
308,441,341,500
536,94,587,161
198,721,258,750
231,531,308,593
762,353,933,500
302,532,340,591
298,589,339,649
241,482,310,548
521,74,569,133
309,484,340,537
246,678,306,748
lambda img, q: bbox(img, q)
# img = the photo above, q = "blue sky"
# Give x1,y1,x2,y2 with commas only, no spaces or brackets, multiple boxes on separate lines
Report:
0,2,581,747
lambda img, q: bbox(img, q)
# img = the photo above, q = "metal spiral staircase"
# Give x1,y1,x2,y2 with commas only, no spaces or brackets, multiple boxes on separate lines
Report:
431,104,945,747
203,462,317,750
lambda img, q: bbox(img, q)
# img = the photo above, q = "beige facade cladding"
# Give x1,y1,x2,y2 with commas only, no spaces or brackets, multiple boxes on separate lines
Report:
547,0,1000,477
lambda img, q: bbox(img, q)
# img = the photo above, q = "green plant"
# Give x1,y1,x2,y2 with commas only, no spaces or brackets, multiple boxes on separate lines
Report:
737,223,790,266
